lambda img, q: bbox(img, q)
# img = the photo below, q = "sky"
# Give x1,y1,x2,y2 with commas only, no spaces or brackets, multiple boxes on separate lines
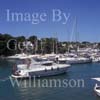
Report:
0,0,100,42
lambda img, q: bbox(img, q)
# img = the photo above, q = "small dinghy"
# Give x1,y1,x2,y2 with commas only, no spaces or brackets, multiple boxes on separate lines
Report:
91,78,100,96
94,84,100,96
92,78,100,82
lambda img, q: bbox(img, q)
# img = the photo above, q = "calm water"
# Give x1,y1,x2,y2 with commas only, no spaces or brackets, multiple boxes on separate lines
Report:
0,60,100,100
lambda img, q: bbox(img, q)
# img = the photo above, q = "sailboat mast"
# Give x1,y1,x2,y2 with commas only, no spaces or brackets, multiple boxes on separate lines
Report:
52,38,55,54
41,39,43,55
75,17,79,52
54,33,58,54
71,16,79,52
35,39,38,54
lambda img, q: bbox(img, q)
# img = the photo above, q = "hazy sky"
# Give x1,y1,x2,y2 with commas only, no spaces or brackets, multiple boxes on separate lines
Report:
0,0,100,42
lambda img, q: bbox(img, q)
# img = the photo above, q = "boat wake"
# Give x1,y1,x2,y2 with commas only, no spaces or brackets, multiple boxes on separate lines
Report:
0,77,9,82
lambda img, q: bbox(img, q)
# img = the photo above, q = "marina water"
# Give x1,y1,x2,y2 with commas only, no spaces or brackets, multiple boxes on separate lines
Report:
0,60,100,100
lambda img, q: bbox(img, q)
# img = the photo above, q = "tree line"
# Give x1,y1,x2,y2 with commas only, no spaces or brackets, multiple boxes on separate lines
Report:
0,33,100,56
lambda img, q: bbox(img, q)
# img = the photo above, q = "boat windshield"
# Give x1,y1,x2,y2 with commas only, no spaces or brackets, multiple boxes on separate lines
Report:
33,58,48,62
42,62,53,66
33,58,53,66
17,58,31,65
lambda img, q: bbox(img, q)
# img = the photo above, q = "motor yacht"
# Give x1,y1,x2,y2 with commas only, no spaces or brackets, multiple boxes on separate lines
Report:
11,57,70,78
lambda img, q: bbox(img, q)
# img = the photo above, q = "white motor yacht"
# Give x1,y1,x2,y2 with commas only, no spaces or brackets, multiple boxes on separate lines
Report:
11,57,70,78
7,53,27,61
58,56,92,64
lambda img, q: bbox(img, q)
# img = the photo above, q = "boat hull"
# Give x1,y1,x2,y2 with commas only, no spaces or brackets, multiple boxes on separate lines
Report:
12,67,69,79
66,59,92,64
94,84,100,96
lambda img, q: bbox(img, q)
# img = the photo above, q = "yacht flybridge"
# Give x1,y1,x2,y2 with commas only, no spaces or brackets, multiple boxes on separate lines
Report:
11,57,70,78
